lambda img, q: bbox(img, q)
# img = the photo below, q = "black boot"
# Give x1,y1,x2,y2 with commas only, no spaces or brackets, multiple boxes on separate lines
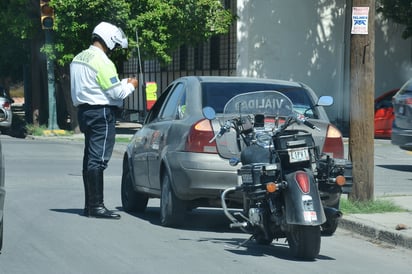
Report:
82,170,89,216
86,169,121,219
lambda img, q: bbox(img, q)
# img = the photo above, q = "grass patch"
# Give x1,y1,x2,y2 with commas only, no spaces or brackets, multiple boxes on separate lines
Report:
116,137,131,143
26,124,73,136
340,198,407,214
26,124,48,136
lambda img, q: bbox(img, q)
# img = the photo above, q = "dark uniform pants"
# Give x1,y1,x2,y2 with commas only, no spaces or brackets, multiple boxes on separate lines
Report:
78,105,117,172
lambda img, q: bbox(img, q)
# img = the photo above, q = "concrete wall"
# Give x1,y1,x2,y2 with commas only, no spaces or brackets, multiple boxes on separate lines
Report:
375,13,412,92
236,0,412,132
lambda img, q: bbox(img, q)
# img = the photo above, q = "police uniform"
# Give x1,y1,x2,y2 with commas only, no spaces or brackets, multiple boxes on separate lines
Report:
71,38,135,219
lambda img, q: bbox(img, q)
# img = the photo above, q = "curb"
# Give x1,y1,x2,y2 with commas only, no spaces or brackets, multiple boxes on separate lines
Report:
339,216,412,250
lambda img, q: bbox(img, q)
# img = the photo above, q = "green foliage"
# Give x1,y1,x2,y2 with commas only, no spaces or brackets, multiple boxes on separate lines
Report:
0,0,37,82
51,0,234,65
130,0,234,63
377,0,412,39
51,0,132,65
0,0,234,81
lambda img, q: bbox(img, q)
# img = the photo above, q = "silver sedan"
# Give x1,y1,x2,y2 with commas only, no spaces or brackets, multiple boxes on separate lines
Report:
121,76,345,227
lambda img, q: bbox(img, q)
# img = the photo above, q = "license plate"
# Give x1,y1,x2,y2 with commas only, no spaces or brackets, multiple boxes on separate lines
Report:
288,148,310,163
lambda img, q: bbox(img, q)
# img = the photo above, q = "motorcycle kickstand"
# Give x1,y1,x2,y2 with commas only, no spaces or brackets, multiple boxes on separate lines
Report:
236,235,255,248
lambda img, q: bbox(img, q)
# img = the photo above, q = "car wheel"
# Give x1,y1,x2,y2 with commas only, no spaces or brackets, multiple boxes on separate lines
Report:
160,173,186,227
121,161,148,213
254,231,273,245
321,201,341,236
321,218,339,236
0,217,3,252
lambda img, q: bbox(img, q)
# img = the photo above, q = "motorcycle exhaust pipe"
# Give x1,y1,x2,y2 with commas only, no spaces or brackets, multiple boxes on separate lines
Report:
221,187,248,232
324,207,343,220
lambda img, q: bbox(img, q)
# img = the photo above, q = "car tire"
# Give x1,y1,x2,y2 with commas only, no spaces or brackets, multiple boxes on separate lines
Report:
321,218,339,236
254,231,273,245
160,173,186,227
121,161,148,213
0,217,3,252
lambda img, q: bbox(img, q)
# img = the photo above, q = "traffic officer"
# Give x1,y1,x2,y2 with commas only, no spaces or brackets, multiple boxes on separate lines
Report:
70,22,138,219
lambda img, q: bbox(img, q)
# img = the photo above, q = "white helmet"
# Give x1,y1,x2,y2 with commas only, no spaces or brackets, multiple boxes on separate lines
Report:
92,22,128,50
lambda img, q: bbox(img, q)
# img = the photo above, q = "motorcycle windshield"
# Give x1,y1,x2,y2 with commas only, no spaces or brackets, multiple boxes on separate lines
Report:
223,90,293,117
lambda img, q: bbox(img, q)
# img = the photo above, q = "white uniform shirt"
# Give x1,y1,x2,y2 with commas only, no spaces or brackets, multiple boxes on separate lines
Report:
70,45,135,107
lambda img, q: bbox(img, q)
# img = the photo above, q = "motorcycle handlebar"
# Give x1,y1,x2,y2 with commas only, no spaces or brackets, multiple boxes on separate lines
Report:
303,119,321,131
295,113,321,131
209,120,232,143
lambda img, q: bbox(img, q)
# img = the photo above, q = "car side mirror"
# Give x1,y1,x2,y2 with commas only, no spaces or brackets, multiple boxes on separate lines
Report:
317,96,333,107
202,106,216,120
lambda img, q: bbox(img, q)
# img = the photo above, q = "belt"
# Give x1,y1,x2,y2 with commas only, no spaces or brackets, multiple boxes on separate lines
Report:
78,104,118,110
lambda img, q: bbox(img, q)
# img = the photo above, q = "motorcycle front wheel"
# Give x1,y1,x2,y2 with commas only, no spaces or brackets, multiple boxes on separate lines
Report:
286,225,321,260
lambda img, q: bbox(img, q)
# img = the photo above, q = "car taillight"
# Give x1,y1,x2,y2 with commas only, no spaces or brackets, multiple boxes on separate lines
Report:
2,101,11,110
322,124,344,159
185,119,217,154
404,98,412,105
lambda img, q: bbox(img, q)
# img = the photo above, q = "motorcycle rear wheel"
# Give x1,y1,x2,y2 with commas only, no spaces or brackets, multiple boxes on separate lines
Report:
286,225,321,260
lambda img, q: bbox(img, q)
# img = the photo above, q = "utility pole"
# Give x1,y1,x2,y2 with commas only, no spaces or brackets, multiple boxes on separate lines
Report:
349,0,375,201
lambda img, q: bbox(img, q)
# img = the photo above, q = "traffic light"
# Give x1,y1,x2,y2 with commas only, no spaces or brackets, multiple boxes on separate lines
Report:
40,0,54,29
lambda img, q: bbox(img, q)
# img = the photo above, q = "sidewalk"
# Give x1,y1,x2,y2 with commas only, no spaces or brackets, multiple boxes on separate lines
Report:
339,196,412,250
33,123,412,250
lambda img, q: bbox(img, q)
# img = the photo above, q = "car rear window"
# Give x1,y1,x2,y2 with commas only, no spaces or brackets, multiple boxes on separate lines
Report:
398,79,412,95
201,82,316,117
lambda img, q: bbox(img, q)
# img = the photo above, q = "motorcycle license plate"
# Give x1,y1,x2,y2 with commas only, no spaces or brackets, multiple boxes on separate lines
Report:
288,148,310,163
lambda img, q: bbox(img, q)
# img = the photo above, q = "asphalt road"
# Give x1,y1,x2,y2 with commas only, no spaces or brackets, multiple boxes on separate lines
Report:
373,138,412,196
0,136,411,274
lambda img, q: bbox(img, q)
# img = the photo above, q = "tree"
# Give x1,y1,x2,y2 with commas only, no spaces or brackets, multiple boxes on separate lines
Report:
0,0,36,86
0,0,234,129
51,0,234,66
377,0,412,39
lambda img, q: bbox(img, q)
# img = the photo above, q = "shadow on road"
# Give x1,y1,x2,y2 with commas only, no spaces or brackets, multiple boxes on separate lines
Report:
50,205,336,262
50,208,85,216
377,164,412,172
121,206,240,233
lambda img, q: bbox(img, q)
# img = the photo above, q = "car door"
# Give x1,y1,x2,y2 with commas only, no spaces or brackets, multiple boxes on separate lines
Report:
130,86,171,190
146,81,187,190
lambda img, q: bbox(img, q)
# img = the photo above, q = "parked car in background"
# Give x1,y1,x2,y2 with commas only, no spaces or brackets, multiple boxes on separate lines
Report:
374,89,398,138
0,130,5,252
0,86,13,133
120,76,346,227
392,78,412,150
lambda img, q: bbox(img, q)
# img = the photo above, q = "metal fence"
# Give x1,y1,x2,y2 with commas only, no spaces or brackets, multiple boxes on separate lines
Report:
120,1,237,121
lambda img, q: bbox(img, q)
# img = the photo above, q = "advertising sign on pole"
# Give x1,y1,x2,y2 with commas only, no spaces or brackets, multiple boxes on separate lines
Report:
351,7,369,35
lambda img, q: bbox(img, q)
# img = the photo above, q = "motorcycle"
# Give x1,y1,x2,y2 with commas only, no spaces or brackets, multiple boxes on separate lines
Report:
203,90,352,260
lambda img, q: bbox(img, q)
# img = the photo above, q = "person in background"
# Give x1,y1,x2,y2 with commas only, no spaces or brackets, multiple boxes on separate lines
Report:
70,22,138,219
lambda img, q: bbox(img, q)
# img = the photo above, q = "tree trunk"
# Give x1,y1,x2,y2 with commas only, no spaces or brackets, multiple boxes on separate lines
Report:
348,0,375,202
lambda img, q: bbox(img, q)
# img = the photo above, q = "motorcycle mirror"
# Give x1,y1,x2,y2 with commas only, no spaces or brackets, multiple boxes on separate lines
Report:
202,106,216,120
317,96,333,106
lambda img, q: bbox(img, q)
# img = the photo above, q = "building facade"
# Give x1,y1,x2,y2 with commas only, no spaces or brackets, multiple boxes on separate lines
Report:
124,0,412,133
